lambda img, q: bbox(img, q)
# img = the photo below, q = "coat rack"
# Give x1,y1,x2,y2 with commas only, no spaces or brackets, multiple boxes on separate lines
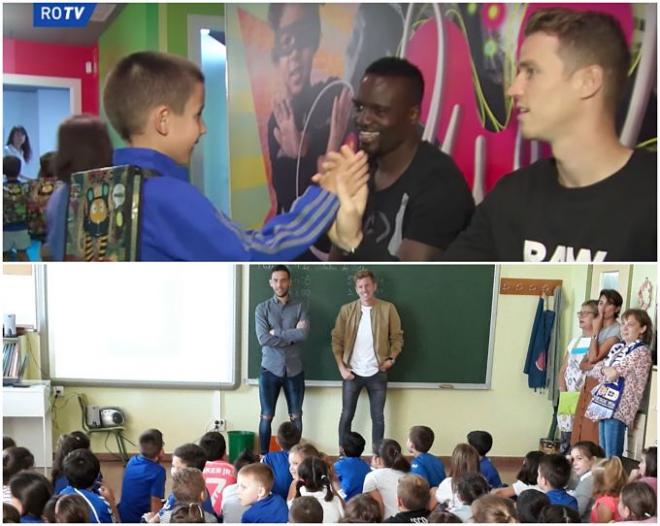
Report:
500,278,563,296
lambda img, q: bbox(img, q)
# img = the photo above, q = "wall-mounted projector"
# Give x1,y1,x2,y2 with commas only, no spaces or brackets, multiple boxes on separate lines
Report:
86,406,126,428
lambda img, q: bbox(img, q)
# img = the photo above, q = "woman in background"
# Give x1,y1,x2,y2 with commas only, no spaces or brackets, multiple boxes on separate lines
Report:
42,115,113,261
571,289,622,446
5,126,32,179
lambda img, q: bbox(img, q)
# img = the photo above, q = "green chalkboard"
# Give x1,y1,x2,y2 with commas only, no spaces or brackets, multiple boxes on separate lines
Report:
247,265,497,387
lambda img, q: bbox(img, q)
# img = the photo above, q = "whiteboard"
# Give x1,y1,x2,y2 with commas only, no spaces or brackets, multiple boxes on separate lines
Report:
42,264,239,388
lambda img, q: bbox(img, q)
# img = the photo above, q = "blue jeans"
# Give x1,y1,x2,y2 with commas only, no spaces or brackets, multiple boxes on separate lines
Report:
599,418,627,458
258,368,304,454
338,371,387,450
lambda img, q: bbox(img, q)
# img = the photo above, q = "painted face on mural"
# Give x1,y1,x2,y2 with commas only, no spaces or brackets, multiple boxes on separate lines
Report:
353,74,417,157
507,32,582,143
275,4,316,97
166,82,207,165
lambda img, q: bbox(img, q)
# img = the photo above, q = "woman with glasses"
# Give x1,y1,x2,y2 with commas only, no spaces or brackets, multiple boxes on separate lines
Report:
571,289,623,447
556,299,599,453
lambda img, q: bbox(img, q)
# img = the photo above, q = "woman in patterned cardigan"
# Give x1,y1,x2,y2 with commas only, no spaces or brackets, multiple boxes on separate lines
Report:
586,309,653,458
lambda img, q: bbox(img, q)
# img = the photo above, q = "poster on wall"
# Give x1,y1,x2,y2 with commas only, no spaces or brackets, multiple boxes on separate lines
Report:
226,3,656,260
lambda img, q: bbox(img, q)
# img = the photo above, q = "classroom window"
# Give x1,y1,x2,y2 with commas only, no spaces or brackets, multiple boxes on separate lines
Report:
42,264,238,388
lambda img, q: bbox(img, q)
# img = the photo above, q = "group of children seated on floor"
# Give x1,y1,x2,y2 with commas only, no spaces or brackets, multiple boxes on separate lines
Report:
2,424,657,523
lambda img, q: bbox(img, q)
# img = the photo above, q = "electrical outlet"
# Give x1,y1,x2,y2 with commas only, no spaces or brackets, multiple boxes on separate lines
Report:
215,419,227,432
54,386,64,397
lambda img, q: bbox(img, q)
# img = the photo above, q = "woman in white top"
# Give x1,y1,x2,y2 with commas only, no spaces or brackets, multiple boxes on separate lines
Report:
557,300,598,452
435,443,480,509
4,126,32,179
363,439,409,519
292,456,344,523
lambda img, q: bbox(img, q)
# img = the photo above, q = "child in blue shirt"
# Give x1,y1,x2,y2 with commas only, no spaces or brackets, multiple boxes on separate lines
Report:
237,463,288,523
467,430,502,488
408,425,446,487
538,454,578,510
84,50,368,262
8,471,51,523
58,449,116,523
334,431,371,500
262,422,301,500
118,428,166,523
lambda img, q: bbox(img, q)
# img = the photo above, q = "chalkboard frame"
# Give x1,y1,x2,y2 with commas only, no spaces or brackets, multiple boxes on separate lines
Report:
245,265,499,390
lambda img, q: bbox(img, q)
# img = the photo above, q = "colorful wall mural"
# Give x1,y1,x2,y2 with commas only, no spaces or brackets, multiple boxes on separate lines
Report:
226,3,656,235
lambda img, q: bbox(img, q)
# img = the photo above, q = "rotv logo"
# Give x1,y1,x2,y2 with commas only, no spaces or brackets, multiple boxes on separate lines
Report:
33,3,96,27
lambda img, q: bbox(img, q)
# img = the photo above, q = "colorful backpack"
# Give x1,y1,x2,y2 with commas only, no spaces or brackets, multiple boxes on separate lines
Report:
64,165,153,261
27,177,58,239
3,181,29,226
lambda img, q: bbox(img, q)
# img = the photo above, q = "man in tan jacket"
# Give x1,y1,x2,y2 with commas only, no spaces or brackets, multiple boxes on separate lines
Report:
332,269,403,448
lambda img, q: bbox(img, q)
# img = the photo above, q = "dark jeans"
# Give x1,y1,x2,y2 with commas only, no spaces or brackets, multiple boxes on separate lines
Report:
338,371,387,449
258,368,304,454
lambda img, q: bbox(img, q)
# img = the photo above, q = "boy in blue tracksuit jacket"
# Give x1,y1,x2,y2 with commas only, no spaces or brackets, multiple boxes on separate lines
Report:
44,50,368,262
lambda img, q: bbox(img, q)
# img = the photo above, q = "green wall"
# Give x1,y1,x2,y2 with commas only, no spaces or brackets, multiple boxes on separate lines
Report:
98,4,160,146
165,3,225,58
97,3,224,146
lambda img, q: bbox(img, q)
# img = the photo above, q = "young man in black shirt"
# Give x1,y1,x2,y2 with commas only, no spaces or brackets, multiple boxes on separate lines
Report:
331,57,474,261
444,8,656,262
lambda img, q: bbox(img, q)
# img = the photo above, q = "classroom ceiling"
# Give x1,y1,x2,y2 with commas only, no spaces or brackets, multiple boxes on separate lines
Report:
3,3,124,46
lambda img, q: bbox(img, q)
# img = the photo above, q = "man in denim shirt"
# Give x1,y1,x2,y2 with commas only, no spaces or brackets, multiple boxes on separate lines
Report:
255,265,309,455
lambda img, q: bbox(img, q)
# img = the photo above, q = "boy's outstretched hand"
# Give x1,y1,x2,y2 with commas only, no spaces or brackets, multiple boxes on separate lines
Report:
312,145,369,252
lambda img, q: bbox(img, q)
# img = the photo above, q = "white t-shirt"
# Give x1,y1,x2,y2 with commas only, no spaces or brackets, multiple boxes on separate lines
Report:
350,306,379,377
435,477,462,508
512,480,541,496
363,468,406,519
292,487,345,523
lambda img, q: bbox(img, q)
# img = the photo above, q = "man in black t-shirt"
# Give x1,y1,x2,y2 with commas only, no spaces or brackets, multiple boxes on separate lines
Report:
331,57,474,261
444,8,656,262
